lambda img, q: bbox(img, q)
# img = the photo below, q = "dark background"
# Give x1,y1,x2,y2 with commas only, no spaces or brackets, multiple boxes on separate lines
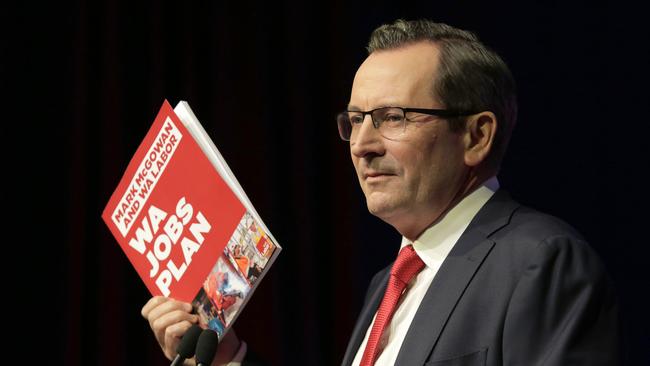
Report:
5,0,648,365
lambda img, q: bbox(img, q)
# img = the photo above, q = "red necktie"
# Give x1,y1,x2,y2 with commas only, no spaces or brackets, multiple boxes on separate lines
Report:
359,244,425,366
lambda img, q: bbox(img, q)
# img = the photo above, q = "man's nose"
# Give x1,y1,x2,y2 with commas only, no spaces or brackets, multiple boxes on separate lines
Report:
350,115,384,158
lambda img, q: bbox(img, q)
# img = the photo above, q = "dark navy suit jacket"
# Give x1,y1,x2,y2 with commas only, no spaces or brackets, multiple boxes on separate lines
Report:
341,190,620,365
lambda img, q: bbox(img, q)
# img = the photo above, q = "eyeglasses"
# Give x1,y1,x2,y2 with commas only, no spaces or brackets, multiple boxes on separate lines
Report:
336,106,476,141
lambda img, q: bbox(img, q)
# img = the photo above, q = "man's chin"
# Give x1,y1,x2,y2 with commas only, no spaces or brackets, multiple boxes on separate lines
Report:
365,196,400,219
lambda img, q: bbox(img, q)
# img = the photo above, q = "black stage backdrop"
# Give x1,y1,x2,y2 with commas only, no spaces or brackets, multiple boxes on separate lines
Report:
5,0,648,365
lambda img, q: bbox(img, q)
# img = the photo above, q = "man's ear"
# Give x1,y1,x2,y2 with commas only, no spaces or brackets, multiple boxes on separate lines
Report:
463,111,497,167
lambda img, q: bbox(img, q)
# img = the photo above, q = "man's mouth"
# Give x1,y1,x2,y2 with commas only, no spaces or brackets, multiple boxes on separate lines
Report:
364,171,395,180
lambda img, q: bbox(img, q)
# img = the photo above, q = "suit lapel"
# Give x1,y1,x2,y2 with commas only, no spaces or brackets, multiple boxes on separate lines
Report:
341,268,390,366
395,190,519,364
394,234,495,365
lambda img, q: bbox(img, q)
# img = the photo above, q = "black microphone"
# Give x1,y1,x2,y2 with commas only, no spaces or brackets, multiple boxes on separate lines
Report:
195,329,219,366
170,324,202,366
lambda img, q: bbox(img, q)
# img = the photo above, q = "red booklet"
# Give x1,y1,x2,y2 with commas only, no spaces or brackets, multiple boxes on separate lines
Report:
102,100,281,338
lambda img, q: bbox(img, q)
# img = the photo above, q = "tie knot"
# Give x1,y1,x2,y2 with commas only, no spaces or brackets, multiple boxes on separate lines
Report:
390,244,425,286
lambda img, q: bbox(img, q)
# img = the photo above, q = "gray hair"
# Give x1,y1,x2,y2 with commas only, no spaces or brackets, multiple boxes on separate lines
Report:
368,19,518,172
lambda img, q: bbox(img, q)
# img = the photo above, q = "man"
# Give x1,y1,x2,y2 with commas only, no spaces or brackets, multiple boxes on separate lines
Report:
142,19,620,365
336,19,620,365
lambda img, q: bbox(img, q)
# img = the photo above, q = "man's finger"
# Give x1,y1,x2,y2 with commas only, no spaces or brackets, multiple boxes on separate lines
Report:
141,296,169,319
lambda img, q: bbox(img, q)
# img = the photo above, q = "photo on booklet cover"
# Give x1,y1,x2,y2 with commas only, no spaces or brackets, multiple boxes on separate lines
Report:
193,255,251,337
225,212,277,286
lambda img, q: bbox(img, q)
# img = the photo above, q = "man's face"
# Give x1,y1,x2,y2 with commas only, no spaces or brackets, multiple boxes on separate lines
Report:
349,42,469,239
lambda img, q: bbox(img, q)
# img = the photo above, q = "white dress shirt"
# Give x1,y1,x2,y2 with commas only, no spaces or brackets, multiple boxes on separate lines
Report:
351,177,499,366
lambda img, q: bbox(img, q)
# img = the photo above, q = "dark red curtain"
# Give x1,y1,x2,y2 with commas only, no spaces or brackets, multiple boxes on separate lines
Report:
6,0,648,365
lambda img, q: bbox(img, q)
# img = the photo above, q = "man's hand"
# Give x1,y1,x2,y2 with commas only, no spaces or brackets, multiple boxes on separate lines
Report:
142,296,243,365
142,296,198,361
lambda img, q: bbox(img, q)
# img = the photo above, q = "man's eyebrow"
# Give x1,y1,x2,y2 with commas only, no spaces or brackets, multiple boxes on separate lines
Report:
347,102,403,111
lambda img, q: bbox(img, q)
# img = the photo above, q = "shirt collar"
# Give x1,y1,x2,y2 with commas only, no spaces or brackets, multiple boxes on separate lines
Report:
400,176,499,269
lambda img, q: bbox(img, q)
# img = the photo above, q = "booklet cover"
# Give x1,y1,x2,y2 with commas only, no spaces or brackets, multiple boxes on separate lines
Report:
102,100,281,339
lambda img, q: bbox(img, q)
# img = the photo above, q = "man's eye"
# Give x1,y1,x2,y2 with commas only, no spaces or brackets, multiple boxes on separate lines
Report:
383,114,404,124
349,115,364,124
